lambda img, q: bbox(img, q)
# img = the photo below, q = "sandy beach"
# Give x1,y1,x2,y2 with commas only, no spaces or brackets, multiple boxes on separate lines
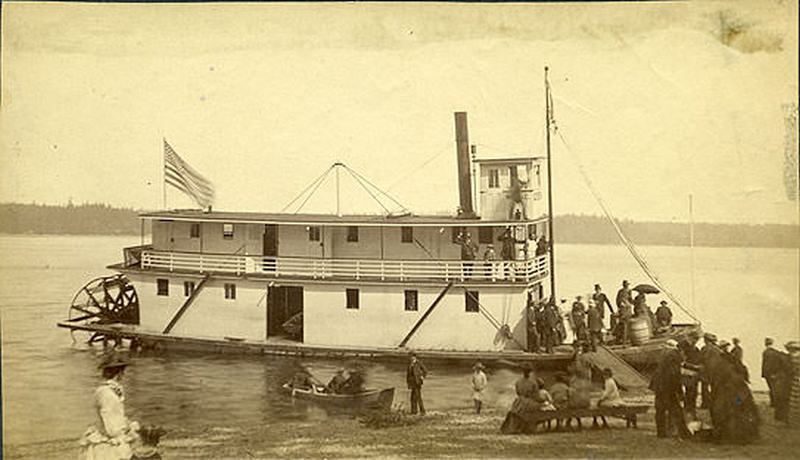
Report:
6,393,798,459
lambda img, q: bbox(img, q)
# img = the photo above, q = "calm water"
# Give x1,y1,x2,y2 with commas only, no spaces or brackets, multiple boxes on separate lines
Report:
1,235,798,446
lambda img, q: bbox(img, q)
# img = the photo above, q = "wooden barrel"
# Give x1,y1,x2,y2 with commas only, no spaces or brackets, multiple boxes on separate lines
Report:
629,317,651,345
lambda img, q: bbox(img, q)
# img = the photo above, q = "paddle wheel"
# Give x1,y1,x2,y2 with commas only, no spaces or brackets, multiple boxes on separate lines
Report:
66,274,139,345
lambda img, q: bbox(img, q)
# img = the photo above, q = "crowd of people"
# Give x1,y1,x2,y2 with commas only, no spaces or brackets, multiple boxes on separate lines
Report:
526,280,676,354
455,228,549,281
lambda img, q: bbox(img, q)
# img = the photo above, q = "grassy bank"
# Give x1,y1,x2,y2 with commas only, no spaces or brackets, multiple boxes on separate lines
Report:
6,396,798,459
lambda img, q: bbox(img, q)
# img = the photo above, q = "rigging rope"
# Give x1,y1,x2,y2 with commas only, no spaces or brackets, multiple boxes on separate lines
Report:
280,164,336,212
341,165,393,215
552,126,702,324
343,165,410,214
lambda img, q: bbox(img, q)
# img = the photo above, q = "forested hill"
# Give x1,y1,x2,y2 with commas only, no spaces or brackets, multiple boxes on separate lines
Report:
554,214,799,248
0,203,141,235
0,203,797,248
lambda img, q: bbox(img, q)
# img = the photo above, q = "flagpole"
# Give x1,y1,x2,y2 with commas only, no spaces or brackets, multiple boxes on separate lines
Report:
162,138,167,210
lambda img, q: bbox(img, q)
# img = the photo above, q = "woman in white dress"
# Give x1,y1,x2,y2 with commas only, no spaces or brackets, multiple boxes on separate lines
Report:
79,352,139,460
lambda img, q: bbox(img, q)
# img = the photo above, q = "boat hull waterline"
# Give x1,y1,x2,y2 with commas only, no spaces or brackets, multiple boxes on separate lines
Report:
57,321,701,371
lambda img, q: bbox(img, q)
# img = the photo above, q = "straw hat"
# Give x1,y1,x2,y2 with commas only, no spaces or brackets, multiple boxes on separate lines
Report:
703,333,718,343
665,339,679,349
473,361,485,371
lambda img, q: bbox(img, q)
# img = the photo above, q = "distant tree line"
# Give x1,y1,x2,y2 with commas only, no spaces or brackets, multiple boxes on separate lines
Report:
554,214,799,248
0,203,797,248
0,202,141,235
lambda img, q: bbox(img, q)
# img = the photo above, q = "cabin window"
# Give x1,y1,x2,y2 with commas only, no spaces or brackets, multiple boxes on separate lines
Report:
223,223,234,240
401,226,413,243
156,279,169,296
478,227,493,244
224,283,236,300
346,289,360,309
533,164,542,187
308,226,321,242
528,224,537,240
465,291,479,313
346,226,359,242
190,223,200,238
404,290,418,311
183,281,195,297
488,169,500,188
452,226,466,243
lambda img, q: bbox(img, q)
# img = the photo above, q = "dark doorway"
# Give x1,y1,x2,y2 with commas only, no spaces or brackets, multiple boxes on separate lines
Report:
267,285,303,341
263,225,278,257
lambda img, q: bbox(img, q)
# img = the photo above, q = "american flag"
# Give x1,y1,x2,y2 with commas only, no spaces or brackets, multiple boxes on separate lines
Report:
164,140,215,208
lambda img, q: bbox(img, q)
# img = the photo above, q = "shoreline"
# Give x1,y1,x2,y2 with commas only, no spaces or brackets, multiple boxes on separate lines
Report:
6,395,797,459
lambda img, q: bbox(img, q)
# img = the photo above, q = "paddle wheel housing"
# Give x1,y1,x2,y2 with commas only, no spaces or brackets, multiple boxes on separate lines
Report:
66,274,139,344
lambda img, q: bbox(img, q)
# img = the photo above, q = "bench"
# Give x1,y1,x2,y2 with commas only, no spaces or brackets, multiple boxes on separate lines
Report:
519,404,650,433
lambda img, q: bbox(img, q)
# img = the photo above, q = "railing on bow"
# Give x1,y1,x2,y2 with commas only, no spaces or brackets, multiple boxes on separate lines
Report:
139,250,549,283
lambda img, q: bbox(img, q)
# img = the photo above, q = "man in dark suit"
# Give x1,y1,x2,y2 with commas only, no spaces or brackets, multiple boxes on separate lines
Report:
650,339,691,438
406,352,428,415
762,337,783,407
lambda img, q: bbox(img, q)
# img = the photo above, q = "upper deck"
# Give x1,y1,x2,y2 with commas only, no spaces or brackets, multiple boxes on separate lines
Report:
124,210,551,285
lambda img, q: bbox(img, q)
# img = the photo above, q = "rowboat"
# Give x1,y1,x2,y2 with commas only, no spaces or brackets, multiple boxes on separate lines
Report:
282,383,395,410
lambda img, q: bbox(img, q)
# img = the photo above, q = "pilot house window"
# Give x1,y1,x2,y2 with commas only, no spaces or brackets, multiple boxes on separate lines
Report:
488,169,500,188
308,226,321,241
222,223,234,240
190,223,200,238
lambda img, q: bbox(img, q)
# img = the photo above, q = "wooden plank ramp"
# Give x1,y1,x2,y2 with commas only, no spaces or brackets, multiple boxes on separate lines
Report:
584,345,649,390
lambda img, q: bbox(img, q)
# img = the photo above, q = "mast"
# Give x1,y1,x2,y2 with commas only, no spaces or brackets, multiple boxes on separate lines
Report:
544,66,556,301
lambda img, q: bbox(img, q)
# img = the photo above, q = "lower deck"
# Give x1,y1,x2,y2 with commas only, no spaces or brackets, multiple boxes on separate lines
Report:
56,321,701,372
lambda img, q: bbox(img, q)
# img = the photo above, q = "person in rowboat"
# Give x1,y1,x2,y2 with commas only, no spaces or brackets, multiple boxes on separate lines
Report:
326,368,349,394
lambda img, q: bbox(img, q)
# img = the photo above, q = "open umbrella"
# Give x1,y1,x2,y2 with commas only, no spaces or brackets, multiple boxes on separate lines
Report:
633,284,660,294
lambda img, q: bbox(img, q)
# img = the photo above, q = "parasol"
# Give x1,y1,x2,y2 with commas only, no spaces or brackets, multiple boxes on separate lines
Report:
633,284,660,294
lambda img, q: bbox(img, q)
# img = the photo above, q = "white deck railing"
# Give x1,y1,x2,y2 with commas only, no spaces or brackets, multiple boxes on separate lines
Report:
139,250,549,283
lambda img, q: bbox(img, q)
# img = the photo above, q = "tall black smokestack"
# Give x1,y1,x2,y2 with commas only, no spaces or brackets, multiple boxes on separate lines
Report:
454,112,475,218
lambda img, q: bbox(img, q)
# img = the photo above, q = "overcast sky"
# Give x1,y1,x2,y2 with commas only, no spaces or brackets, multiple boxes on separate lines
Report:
1,1,797,224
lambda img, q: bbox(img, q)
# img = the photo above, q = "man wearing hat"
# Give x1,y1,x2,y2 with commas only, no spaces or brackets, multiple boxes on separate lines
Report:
762,337,783,407
655,300,673,331
406,352,428,415
700,333,720,408
79,352,140,460
570,295,588,345
471,362,488,414
649,339,691,438
591,284,614,329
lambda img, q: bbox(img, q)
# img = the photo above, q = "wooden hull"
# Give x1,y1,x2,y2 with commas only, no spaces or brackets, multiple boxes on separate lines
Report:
57,321,701,372
282,384,395,410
